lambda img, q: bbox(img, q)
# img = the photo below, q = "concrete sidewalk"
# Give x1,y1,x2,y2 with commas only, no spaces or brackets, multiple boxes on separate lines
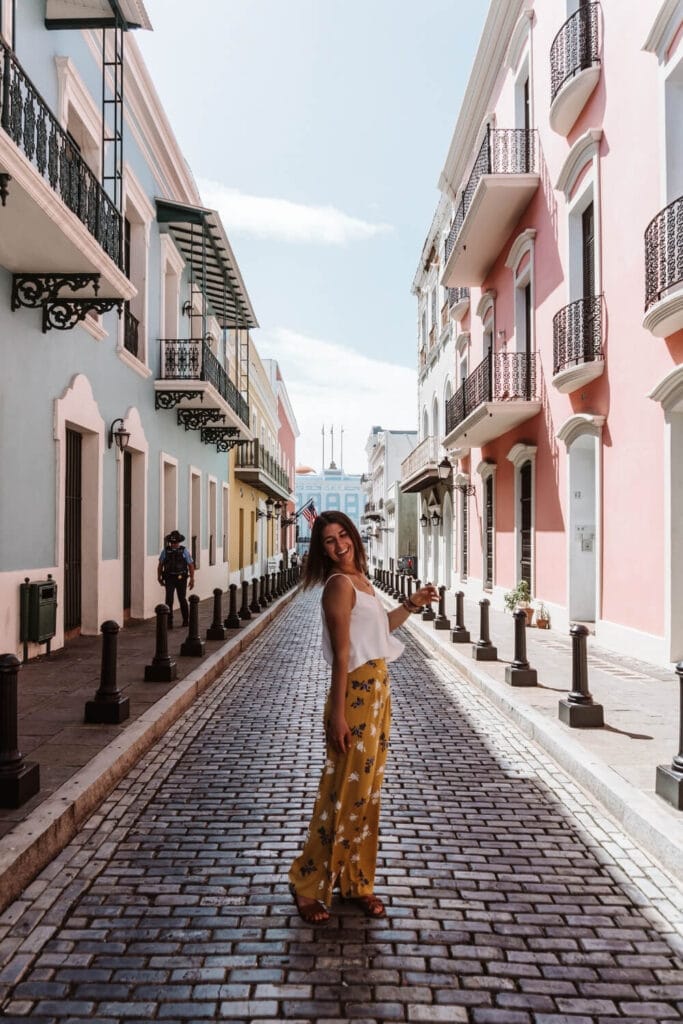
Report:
0,584,299,912
378,584,683,886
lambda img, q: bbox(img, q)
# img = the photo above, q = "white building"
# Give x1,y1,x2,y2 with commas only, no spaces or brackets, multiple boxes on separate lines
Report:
362,426,417,573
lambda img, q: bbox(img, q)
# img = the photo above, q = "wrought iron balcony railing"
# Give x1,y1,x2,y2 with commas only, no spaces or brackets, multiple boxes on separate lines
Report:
553,295,603,375
159,338,249,426
447,287,470,308
445,128,538,262
644,195,683,312
235,440,290,493
550,2,601,103
123,306,139,358
0,38,122,266
445,351,538,435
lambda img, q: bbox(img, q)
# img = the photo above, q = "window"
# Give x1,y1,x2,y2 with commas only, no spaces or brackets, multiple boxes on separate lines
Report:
431,288,437,327
208,478,217,566
190,470,201,568
161,235,183,340
161,457,178,546
222,484,229,563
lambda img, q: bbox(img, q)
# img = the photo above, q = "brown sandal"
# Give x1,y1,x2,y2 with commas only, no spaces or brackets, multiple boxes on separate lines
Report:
288,884,330,925
345,893,386,918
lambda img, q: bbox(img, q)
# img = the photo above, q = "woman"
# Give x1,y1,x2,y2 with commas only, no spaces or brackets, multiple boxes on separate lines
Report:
288,510,438,924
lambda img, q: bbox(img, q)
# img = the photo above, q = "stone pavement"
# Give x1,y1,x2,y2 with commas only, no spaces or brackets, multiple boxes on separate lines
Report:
0,585,298,911
0,588,682,1022
379,586,683,885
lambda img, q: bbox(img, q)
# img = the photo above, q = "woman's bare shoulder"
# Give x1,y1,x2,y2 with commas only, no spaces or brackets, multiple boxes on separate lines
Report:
322,574,354,607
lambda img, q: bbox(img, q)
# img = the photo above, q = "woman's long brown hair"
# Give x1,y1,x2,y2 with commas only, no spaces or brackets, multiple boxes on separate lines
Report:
302,510,367,589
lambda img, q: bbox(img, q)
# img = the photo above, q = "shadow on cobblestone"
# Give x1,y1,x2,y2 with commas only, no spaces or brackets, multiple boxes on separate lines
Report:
1,591,682,1023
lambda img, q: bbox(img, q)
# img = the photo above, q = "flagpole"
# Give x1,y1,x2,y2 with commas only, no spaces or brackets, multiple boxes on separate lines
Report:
340,426,344,474
321,425,325,474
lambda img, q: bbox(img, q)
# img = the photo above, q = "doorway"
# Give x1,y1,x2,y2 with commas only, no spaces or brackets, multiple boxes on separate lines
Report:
64,428,82,635
123,450,132,618
568,435,597,622
520,461,533,588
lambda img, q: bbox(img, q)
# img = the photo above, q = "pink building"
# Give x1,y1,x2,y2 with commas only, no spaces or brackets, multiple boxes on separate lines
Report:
263,360,299,560
428,0,683,665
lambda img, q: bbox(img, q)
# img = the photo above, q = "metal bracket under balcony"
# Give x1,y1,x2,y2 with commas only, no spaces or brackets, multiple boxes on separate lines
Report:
549,3,601,136
43,297,123,332
201,427,244,453
444,351,542,450
552,295,604,393
643,195,683,338
11,272,101,310
441,129,540,288
177,408,227,430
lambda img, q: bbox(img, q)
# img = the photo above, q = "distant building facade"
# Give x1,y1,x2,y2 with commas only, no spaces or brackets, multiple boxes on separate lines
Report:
295,465,363,554
361,426,418,574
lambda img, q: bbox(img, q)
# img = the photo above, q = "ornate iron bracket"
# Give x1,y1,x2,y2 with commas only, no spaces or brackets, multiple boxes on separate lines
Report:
0,174,11,206
456,483,476,497
42,298,123,333
155,390,203,410
201,427,245,452
12,273,101,311
177,408,226,430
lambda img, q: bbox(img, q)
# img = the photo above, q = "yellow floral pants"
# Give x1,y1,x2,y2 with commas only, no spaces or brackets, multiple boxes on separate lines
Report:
289,658,391,907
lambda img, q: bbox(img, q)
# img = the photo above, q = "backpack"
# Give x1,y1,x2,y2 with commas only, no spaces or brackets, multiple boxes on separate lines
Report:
164,545,188,576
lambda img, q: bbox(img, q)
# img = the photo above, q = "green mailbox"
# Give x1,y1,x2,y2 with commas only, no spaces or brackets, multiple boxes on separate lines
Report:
20,577,58,644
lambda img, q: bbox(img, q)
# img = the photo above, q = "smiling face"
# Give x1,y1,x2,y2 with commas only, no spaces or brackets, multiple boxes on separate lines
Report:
321,522,357,572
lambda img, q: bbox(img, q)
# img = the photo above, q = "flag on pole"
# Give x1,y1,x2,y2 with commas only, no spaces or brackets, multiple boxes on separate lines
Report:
302,501,318,529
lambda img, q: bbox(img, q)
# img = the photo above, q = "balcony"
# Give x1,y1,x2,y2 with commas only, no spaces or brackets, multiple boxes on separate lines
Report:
444,351,541,450
364,501,382,521
234,441,292,501
552,295,604,393
123,306,140,359
400,435,443,493
155,339,251,443
448,287,470,321
549,3,601,136
441,128,540,288
643,196,683,338
0,39,131,298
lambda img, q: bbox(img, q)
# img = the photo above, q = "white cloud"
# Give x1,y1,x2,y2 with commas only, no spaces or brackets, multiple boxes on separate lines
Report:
257,327,417,474
198,178,392,245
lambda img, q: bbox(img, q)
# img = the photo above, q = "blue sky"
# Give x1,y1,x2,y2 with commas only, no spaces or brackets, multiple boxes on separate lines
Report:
138,0,489,472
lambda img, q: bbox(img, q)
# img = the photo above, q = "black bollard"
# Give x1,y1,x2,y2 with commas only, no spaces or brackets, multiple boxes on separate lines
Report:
145,604,178,681
400,573,406,600
422,580,436,622
0,654,40,808
224,583,241,629
249,578,261,615
271,572,277,600
85,621,130,722
505,609,538,686
239,580,252,621
180,594,206,656
558,623,604,727
407,575,414,602
258,575,268,610
656,662,683,809
473,598,497,661
263,573,272,604
435,585,451,630
207,589,227,641
451,590,470,643
276,569,284,597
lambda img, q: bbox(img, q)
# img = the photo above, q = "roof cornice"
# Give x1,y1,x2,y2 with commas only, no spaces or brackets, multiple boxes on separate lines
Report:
643,0,683,60
438,0,525,198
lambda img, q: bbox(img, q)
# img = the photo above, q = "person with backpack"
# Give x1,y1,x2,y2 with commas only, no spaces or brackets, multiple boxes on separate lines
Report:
157,530,195,628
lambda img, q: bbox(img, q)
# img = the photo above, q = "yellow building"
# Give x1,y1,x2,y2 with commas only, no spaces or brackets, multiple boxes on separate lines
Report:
228,336,293,583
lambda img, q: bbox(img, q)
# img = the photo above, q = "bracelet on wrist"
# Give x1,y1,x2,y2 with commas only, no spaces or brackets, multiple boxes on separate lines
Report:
402,598,421,614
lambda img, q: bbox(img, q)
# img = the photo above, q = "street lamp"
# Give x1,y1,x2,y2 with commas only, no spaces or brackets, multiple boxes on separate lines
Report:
430,510,442,526
265,497,274,519
419,513,429,528
437,456,452,481
108,417,130,452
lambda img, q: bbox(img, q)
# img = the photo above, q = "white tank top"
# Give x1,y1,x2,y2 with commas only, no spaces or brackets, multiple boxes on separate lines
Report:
320,573,405,672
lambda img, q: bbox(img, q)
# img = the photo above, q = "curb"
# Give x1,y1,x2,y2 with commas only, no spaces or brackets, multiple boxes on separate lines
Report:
0,588,300,914
382,593,683,885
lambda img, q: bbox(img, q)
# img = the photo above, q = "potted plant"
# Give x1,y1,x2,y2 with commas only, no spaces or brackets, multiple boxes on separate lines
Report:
503,579,534,626
535,602,551,629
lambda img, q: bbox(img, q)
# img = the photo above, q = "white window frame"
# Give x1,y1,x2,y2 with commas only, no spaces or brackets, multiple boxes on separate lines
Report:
507,442,537,593
506,228,537,355
189,467,202,569
160,234,184,341
120,165,154,374
556,130,603,303
477,460,497,590
160,454,178,550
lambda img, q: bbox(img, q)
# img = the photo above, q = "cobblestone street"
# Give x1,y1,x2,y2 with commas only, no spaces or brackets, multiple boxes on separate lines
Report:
1,589,682,1023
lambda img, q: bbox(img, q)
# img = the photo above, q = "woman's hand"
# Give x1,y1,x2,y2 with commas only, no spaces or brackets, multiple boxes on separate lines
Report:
412,583,439,609
327,711,352,755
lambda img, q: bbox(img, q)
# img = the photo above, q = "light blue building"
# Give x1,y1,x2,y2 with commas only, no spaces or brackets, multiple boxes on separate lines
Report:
295,464,363,554
0,1,257,656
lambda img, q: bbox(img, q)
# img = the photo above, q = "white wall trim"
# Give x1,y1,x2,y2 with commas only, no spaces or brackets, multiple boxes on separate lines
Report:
506,442,537,468
556,129,603,196
55,55,101,175
556,413,606,448
476,288,497,320
643,0,683,62
505,227,537,272
649,363,683,411
505,9,534,72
